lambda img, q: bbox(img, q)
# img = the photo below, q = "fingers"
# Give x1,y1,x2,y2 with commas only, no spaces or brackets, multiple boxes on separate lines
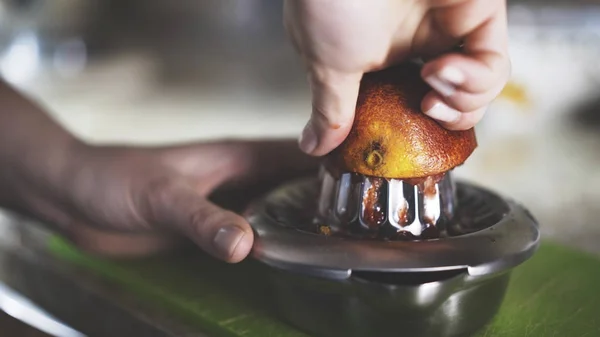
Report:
203,140,321,212
139,179,253,263
230,140,320,182
421,91,487,130
422,52,509,101
300,69,363,156
161,139,319,189
423,0,509,129
133,139,319,263
66,225,182,258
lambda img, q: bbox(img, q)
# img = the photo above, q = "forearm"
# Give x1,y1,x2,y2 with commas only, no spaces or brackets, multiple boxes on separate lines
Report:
0,80,84,213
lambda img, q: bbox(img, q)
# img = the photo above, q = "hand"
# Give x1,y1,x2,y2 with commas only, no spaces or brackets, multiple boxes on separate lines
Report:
284,0,510,155
15,140,317,262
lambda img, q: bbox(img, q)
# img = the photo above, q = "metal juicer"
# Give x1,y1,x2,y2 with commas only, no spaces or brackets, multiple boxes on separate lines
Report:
247,163,540,337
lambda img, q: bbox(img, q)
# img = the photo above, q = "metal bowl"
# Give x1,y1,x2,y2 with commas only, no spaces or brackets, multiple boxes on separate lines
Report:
248,176,540,337
269,266,510,337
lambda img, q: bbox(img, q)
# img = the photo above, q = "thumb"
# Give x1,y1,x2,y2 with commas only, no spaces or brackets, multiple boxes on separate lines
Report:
139,179,253,263
300,68,362,156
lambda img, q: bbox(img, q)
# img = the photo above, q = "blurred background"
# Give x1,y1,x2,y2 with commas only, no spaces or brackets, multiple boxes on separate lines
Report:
0,0,599,254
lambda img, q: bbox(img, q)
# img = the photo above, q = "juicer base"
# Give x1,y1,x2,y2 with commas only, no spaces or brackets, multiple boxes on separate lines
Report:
270,268,510,337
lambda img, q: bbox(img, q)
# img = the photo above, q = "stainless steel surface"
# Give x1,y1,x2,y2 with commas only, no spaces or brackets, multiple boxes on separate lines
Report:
0,282,86,337
250,177,540,277
317,169,455,239
270,267,511,337
0,212,208,337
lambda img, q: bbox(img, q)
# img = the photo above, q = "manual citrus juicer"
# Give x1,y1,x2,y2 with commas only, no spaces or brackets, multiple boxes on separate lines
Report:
246,62,540,337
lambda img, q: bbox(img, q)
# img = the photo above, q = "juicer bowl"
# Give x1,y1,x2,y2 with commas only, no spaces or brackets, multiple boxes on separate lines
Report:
247,175,539,337
269,266,510,337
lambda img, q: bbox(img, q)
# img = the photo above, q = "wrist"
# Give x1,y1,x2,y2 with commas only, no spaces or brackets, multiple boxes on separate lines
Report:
0,80,95,226
0,132,89,218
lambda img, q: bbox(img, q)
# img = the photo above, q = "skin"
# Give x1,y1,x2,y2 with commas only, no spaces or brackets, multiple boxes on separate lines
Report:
284,0,510,156
0,81,318,263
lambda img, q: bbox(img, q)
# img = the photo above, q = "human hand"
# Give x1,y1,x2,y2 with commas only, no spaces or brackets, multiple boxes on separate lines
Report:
284,0,510,156
15,140,317,262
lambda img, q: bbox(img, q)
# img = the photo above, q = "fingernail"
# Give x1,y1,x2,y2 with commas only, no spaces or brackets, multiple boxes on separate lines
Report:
425,75,457,97
298,122,318,154
213,226,246,259
424,103,461,123
438,66,465,85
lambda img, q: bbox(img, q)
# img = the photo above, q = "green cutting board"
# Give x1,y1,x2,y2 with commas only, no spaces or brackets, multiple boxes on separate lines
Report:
49,239,600,337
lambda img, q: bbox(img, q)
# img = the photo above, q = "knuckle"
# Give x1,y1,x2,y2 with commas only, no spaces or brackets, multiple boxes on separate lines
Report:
493,56,511,86
312,105,339,129
448,96,490,117
145,176,178,199
312,104,352,131
190,206,214,230
492,82,507,99
504,57,512,79
476,51,507,80
451,97,481,113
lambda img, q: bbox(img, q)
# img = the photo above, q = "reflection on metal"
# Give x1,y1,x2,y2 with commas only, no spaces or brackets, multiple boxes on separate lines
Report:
0,282,86,337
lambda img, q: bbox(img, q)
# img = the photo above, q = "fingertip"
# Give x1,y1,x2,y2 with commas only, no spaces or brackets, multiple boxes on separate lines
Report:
212,222,254,263
421,52,508,96
304,68,361,156
422,59,466,99
298,120,319,155
421,55,463,81
422,92,461,124
228,229,254,263
141,180,255,263
443,107,486,131
298,115,352,156
421,92,485,131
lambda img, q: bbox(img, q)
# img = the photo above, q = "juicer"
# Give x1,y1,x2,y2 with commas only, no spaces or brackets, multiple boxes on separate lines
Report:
247,166,539,337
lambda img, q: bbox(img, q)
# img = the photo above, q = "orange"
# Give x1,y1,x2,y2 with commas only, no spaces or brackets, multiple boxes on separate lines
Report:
326,62,477,179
